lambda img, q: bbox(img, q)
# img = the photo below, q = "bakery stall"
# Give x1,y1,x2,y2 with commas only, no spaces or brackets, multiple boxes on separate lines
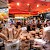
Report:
0,17,44,50
0,0,50,50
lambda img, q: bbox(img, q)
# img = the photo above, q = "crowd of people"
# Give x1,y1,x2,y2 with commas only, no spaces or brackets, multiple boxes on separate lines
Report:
0,17,50,50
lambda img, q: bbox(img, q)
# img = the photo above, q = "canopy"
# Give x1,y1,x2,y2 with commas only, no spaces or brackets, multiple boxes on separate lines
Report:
9,0,50,15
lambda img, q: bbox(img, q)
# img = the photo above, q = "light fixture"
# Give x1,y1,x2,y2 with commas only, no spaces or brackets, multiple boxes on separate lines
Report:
17,2,20,6
37,4,40,7
27,4,30,6
9,6,11,9
15,17,24,19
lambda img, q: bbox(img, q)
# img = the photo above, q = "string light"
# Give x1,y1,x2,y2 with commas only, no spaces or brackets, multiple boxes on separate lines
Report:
27,4,30,6
37,4,40,7
9,6,11,9
17,2,20,6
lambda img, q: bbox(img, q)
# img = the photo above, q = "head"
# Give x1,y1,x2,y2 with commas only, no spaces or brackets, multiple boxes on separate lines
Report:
38,20,40,24
33,20,35,23
43,26,50,41
47,21,50,26
46,20,50,24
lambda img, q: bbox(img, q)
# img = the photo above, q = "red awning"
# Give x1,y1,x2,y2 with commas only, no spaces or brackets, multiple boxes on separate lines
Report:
9,0,50,15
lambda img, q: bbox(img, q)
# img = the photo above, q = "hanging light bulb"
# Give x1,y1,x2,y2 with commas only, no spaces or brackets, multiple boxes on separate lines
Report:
37,4,40,7
9,6,11,9
27,4,30,6
17,2,20,6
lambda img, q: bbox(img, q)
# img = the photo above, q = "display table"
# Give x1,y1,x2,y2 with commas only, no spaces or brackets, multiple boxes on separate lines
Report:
4,39,20,50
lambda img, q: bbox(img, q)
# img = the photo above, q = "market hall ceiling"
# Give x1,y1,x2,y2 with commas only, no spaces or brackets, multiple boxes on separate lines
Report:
9,0,50,3
8,0,50,14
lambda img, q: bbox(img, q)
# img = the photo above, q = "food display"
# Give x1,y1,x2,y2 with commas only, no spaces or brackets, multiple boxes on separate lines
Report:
0,25,44,50
0,17,48,50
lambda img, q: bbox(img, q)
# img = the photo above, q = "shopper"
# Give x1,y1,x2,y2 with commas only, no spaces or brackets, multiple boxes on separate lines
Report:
37,20,41,29
42,26,50,50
